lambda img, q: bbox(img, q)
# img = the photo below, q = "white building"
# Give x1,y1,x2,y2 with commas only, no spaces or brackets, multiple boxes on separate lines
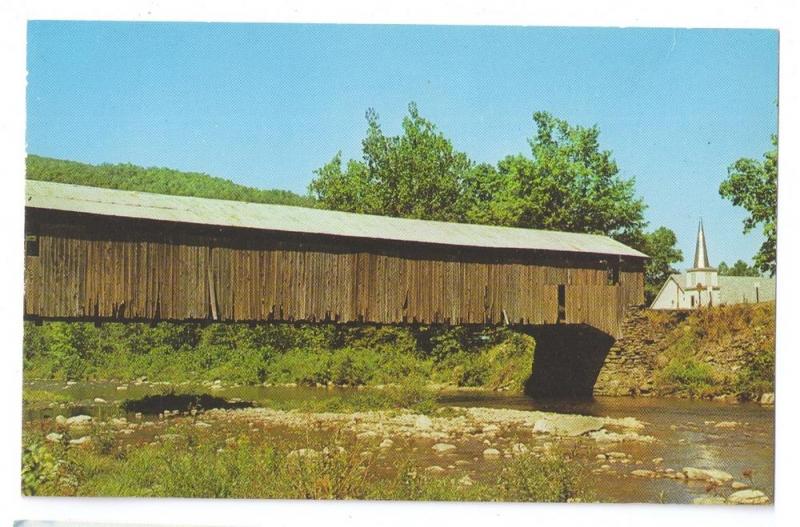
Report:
650,221,775,310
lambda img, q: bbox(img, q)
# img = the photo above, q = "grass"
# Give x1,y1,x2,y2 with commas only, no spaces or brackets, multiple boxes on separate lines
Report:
22,388,76,406
651,303,775,399
21,432,591,502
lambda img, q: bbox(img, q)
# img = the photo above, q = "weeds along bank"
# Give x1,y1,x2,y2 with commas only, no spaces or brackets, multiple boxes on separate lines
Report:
596,302,775,400
24,302,775,399
23,323,535,392
21,419,590,501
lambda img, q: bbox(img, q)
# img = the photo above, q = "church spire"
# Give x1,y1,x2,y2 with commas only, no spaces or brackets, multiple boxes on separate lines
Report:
693,219,712,269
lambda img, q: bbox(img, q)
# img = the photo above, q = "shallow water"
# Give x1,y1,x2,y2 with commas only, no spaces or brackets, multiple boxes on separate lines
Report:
24,381,774,503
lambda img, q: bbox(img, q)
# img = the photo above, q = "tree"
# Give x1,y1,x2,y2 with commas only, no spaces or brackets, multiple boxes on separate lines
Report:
309,103,472,222
718,259,761,277
641,227,683,303
464,112,647,247
719,135,777,276
26,155,315,207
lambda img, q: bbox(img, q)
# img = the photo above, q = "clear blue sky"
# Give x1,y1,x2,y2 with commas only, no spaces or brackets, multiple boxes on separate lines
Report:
26,22,778,268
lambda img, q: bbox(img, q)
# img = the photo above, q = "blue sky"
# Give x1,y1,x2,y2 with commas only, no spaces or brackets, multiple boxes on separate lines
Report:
26,22,778,268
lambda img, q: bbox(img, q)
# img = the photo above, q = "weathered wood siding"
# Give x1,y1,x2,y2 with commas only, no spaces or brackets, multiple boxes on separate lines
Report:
24,211,645,337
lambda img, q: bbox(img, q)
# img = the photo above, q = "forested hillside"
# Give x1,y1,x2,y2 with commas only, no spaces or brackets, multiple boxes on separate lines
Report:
26,155,316,208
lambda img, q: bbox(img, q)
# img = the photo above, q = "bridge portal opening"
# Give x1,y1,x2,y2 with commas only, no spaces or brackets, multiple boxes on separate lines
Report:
523,324,615,399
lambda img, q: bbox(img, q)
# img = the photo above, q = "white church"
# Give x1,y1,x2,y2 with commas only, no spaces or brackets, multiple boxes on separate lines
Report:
650,221,776,310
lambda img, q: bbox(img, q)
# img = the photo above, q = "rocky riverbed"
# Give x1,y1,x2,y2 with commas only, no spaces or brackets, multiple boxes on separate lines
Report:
23,381,774,504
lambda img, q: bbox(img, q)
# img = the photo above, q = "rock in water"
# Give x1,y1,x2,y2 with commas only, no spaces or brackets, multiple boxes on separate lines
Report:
727,489,770,504
533,415,606,437
631,469,657,478
683,467,734,483
432,443,456,454
731,481,750,490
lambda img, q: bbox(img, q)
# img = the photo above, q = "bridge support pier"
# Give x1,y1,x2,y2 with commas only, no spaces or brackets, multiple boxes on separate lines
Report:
522,324,615,399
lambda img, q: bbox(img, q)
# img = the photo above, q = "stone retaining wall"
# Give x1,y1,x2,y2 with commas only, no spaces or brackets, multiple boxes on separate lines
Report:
593,307,688,396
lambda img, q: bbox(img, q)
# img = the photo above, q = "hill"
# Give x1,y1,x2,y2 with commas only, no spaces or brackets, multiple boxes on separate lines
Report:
25,155,316,207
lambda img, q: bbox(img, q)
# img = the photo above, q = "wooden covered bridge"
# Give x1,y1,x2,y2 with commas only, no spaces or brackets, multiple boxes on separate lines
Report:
24,181,647,395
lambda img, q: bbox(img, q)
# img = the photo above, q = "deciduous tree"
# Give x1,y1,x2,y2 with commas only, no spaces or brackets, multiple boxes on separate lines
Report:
719,136,778,276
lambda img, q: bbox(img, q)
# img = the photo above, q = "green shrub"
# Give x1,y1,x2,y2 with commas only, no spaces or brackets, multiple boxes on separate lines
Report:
265,348,331,385
21,440,62,495
736,345,775,399
656,355,717,397
499,451,590,502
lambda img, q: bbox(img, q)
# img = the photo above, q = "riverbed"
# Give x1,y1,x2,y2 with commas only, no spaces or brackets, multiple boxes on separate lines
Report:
23,381,774,504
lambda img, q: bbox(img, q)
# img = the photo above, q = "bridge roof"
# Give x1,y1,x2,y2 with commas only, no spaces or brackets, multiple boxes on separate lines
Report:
26,180,648,259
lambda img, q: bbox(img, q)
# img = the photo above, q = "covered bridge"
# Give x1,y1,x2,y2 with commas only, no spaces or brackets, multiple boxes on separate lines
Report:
24,180,647,338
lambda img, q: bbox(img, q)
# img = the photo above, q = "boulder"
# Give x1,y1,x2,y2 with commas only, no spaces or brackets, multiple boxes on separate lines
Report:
759,393,775,405
727,489,770,505
415,415,433,430
424,465,446,474
379,438,394,449
432,443,456,454
714,421,738,429
66,415,92,427
731,481,750,490
482,448,501,458
45,432,63,442
631,469,657,478
69,436,91,445
93,398,107,404
55,415,67,426
693,496,726,505
683,467,734,483
533,415,605,437
458,475,475,486
511,443,529,455
287,448,319,459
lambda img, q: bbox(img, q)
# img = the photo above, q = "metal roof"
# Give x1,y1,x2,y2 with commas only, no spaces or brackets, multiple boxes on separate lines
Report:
26,180,648,258
669,273,775,304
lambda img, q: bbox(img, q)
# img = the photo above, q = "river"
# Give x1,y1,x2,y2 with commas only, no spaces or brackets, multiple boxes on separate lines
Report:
23,381,774,503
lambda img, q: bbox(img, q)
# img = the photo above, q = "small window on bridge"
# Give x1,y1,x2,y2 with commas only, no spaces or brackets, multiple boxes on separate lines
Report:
25,235,39,257
607,259,620,285
557,284,566,323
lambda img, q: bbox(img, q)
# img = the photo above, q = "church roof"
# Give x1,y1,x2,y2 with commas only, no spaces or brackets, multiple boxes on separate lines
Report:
718,275,776,304
669,273,775,304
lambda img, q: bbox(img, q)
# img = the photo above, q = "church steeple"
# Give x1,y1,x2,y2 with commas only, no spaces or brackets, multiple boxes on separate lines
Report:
693,219,712,269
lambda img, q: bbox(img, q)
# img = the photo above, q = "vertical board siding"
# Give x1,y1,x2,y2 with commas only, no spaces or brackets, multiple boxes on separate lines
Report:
24,224,645,337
